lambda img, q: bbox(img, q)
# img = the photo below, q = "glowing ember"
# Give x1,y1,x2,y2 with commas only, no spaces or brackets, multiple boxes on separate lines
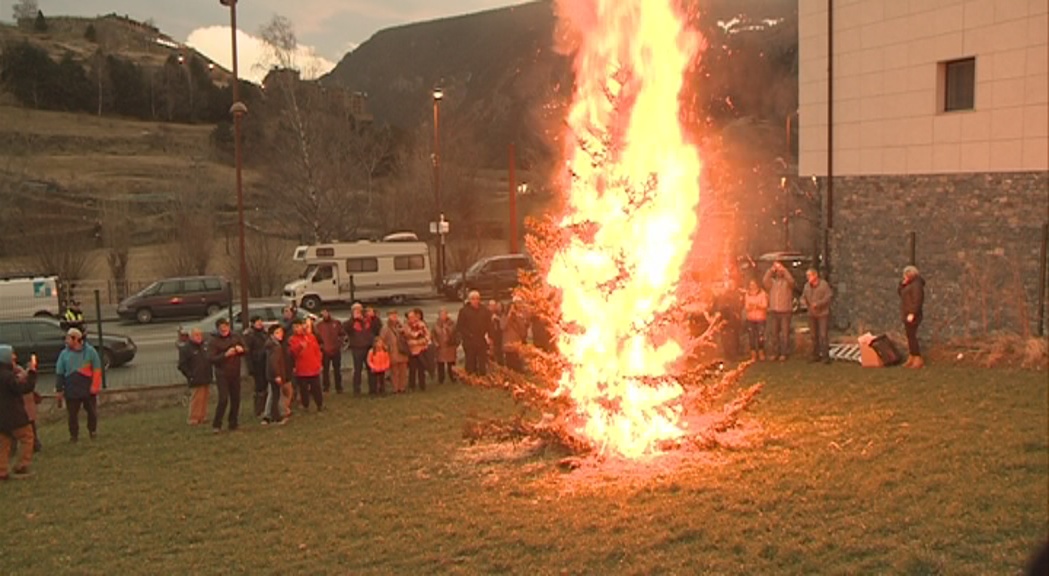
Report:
549,0,704,459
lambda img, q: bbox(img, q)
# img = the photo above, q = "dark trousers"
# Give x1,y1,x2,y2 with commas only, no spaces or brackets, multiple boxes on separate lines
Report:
408,355,427,391
491,336,504,366
768,311,792,357
463,345,487,376
505,351,524,373
369,370,385,395
267,382,282,421
905,315,922,356
66,395,98,440
350,348,369,395
437,362,456,384
808,315,830,360
322,352,343,392
746,320,766,353
213,376,240,430
298,375,323,410
252,362,267,417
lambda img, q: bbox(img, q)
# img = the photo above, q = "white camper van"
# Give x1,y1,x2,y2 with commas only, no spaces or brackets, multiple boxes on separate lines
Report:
283,240,434,311
0,276,61,320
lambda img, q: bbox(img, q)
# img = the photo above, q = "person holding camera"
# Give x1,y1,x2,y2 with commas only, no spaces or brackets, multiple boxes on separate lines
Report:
0,346,37,479
763,261,796,361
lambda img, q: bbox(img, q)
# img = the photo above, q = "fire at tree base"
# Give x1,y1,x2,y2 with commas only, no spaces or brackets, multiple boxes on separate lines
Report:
459,218,765,467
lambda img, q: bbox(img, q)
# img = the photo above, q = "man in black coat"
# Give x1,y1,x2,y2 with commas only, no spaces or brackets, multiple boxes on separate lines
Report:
456,291,491,375
208,318,245,433
898,265,926,369
344,303,374,395
244,316,270,417
178,328,213,426
0,345,37,480
264,324,292,424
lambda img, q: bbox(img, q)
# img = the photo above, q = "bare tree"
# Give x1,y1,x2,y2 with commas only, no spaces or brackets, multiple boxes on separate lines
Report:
258,16,321,241
25,225,92,286
0,148,92,282
232,231,290,298
386,123,488,272
100,199,134,300
256,14,385,243
161,162,215,277
380,135,434,234
89,29,115,116
343,124,395,235
12,0,39,21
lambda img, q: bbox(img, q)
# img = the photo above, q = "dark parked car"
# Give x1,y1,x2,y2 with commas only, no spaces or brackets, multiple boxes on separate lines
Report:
442,254,534,301
183,303,316,335
117,276,231,324
0,317,136,370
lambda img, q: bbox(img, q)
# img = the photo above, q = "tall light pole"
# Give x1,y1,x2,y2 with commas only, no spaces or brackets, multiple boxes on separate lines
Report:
432,86,445,285
220,0,250,330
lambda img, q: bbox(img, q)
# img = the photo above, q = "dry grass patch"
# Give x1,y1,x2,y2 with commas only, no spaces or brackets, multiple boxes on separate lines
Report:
0,362,1044,575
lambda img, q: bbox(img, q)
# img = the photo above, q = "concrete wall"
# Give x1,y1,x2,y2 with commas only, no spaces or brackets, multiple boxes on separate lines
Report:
829,171,1048,339
799,0,1049,176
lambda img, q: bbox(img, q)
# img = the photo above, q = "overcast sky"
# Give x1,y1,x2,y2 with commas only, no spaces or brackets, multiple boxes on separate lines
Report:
4,0,521,81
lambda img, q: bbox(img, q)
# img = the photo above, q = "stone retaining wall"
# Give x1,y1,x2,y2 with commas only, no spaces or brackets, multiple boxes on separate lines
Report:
828,171,1049,341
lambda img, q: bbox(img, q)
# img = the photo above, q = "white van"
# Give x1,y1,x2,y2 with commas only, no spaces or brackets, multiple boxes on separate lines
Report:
0,276,61,319
283,240,434,311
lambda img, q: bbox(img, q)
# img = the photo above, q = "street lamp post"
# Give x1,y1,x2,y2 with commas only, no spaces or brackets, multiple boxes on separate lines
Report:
220,0,250,330
432,87,445,285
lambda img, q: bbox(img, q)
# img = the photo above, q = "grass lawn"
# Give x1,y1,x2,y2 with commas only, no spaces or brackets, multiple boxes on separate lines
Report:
1,362,1045,575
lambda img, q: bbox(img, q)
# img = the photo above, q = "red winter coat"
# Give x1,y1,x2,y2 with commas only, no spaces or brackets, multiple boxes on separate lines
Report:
367,348,391,373
289,332,323,378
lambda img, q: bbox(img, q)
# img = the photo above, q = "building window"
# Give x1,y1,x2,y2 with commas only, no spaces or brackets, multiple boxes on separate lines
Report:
943,57,975,112
393,255,426,271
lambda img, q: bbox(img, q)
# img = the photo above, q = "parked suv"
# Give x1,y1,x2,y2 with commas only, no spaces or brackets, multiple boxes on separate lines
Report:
443,254,534,301
117,276,231,324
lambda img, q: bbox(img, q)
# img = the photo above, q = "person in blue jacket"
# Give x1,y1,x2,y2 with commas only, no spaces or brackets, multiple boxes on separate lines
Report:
55,328,103,443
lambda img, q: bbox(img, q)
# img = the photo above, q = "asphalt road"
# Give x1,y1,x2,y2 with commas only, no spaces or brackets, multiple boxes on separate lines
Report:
96,298,463,390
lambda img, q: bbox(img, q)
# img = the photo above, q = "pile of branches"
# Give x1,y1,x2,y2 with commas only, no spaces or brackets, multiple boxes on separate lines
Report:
460,216,764,457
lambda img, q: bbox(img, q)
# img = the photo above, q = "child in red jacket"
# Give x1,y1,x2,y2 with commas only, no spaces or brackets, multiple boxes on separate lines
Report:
367,337,391,396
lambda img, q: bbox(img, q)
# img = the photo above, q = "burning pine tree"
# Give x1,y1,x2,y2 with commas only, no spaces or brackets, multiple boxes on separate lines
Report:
462,0,763,461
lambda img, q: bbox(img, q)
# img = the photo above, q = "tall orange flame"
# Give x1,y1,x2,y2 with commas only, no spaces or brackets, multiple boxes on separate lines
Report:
550,0,704,459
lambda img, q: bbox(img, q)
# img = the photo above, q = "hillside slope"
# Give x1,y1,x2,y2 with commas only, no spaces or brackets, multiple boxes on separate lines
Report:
323,1,569,168
324,0,798,169
0,14,227,78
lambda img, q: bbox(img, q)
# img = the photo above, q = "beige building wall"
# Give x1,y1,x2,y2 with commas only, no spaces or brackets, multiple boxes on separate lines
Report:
798,0,1049,176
